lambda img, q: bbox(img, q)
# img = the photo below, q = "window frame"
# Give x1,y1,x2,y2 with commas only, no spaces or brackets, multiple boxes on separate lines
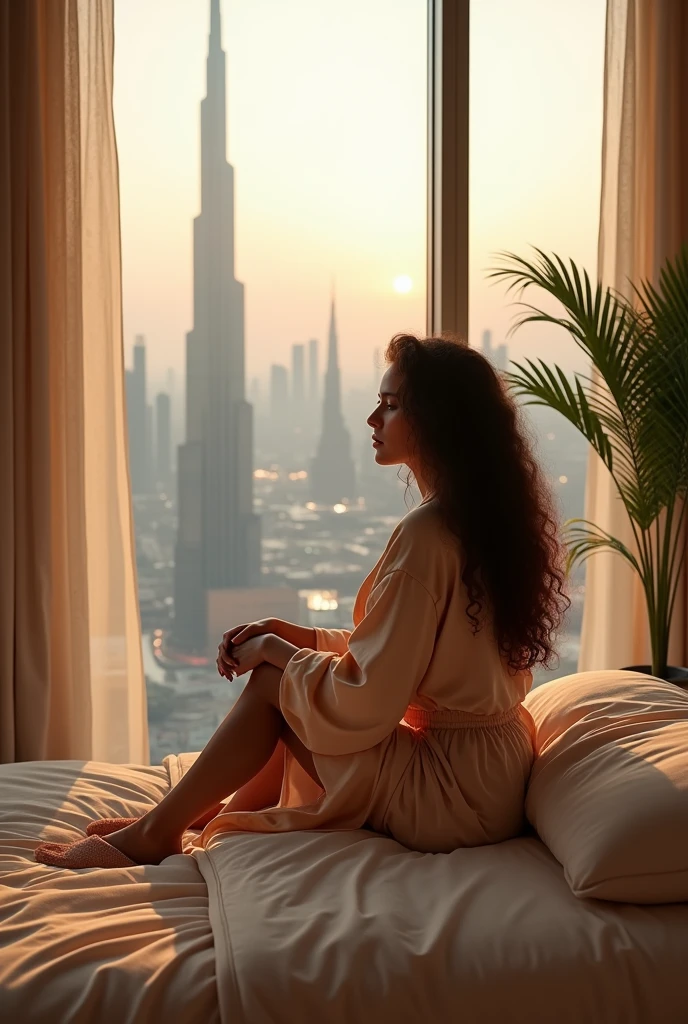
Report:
426,0,469,340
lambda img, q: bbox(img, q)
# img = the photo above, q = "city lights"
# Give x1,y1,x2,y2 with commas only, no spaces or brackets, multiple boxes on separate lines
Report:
333,503,347,514
306,591,339,612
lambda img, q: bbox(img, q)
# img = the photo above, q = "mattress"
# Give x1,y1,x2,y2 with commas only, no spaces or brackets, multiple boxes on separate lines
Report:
1,754,687,1023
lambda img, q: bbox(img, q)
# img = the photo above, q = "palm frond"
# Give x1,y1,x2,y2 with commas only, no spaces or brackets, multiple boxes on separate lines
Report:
562,519,644,578
491,246,688,678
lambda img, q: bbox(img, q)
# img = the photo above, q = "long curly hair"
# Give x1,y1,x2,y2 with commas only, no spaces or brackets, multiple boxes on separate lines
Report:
385,332,570,673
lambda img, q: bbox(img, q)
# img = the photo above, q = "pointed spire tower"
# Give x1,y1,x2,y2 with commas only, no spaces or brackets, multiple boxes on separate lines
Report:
310,290,357,505
173,0,261,652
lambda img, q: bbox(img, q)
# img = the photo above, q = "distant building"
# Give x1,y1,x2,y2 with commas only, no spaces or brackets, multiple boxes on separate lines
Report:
308,338,319,412
155,391,171,488
270,364,289,427
310,294,357,505
291,343,305,408
126,334,151,494
165,366,181,452
481,328,508,372
248,376,261,411
173,0,261,653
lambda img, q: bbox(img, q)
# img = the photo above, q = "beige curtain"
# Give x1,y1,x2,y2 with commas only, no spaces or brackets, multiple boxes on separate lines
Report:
0,1,149,763
578,0,688,671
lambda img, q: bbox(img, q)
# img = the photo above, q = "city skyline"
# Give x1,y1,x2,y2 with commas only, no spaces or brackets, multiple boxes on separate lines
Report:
113,0,605,389
115,0,598,759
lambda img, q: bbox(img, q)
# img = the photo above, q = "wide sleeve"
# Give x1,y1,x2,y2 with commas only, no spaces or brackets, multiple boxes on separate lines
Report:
313,627,351,655
279,570,437,755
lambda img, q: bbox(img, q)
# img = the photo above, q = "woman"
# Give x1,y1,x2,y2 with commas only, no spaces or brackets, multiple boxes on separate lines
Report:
35,333,569,869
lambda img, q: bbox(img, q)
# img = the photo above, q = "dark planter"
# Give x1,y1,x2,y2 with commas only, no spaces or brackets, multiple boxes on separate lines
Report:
621,664,688,689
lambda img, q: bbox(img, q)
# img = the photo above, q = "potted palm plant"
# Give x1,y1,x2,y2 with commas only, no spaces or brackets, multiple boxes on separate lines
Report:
489,247,688,684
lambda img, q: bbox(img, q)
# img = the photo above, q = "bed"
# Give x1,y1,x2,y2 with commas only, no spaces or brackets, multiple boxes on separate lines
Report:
2,673,688,1023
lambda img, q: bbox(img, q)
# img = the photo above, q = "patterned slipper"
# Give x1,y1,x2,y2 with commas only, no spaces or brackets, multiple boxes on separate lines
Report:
34,834,137,869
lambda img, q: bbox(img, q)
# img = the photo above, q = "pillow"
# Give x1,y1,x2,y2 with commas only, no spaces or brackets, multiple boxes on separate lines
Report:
523,669,688,904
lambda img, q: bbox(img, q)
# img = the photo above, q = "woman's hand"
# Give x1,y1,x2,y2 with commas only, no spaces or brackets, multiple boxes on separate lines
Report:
222,618,275,648
216,618,275,679
216,632,301,680
227,635,273,678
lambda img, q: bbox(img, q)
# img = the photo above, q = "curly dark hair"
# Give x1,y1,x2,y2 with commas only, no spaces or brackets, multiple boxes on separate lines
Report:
385,332,570,673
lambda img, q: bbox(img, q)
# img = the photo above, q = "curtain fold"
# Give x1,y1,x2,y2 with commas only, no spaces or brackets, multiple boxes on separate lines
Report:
0,0,149,763
578,0,688,672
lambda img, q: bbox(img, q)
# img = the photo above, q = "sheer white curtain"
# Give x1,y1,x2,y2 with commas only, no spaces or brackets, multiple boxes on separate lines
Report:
578,0,688,671
0,0,148,763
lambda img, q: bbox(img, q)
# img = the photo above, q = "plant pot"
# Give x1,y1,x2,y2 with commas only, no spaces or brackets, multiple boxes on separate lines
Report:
621,664,688,689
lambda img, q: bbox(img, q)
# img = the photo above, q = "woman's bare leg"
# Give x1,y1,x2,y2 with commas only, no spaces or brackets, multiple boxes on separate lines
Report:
105,663,321,864
219,738,284,813
184,740,285,828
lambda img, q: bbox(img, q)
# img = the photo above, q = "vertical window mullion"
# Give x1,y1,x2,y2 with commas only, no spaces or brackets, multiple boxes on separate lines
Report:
427,0,469,339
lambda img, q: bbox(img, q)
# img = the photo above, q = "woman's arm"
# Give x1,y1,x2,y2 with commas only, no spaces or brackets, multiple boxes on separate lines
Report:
279,570,438,755
217,619,316,678
271,619,316,650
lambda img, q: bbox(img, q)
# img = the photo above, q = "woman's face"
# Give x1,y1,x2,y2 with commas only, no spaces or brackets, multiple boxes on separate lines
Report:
366,364,414,467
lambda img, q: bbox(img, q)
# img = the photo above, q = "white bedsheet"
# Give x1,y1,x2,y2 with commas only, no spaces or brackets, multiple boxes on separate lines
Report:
2,752,688,1024
195,820,688,1023
0,756,219,1024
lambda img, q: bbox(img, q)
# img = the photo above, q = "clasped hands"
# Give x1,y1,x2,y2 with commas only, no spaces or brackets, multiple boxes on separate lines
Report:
216,618,298,680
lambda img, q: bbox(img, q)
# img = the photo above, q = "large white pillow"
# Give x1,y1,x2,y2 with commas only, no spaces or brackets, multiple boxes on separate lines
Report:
523,669,688,903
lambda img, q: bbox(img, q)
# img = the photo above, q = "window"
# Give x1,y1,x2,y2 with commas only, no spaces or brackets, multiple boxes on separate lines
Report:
115,0,606,761
469,0,606,685
114,0,427,762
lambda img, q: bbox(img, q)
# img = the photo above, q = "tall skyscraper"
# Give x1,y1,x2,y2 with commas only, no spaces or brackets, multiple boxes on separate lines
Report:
155,391,172,488
126,334,150,494
174,0,261,652
310,295,357,505
481,328,508,372
291,343,305,411
308,338,319,411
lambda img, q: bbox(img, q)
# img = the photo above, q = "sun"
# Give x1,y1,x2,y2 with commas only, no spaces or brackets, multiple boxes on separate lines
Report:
393,274,413,294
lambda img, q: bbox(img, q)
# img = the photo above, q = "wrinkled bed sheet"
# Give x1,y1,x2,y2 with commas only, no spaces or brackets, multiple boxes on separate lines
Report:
2,753,688,1024
0,755,219,1024
197,826,688,1024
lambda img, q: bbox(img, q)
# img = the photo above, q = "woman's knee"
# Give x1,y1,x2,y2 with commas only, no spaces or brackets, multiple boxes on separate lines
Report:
245,662,283,707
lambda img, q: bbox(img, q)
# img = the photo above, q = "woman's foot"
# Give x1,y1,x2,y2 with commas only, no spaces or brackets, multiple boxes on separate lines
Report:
103,816,183,865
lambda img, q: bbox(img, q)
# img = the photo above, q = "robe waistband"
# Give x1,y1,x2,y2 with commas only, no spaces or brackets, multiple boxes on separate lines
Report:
402,702,523,730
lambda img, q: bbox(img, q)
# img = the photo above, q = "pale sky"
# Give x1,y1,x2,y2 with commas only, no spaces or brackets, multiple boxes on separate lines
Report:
113,0,606,394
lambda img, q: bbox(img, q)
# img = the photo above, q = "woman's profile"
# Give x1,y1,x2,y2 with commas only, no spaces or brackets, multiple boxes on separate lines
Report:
36,333,570,868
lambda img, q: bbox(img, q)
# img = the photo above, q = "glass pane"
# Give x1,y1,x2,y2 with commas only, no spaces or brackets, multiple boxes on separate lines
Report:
114,0,427,763
469,0,607,686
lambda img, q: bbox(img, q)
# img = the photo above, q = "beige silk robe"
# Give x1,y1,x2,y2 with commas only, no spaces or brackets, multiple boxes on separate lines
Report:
193,496,536,854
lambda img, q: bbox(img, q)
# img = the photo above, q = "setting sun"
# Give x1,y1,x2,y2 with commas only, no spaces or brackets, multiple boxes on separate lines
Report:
393,274,413,294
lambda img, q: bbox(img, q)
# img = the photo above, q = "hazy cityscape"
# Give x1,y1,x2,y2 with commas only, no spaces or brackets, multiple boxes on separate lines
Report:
120,1,589,765
128,321,587,764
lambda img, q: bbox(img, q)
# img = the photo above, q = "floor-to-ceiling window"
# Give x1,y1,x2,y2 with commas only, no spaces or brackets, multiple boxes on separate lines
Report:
469,0,606,685
114,0,605,762
114,0,427,763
